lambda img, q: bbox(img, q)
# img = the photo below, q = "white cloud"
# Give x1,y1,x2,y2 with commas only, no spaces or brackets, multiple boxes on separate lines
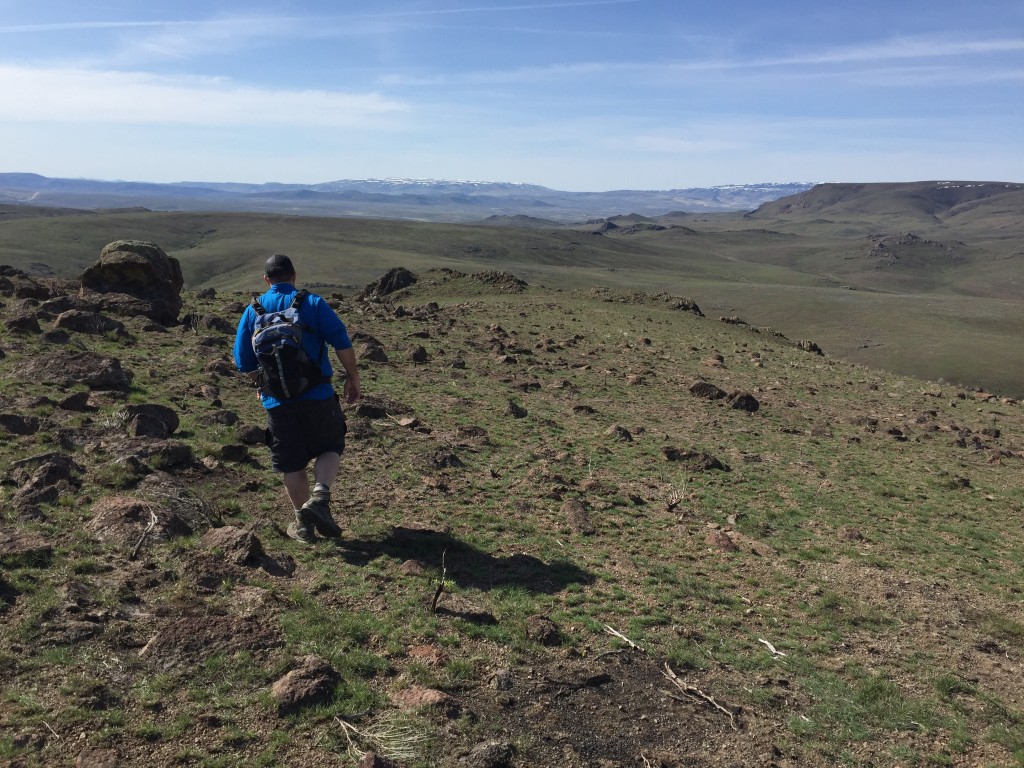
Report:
0,65,409,127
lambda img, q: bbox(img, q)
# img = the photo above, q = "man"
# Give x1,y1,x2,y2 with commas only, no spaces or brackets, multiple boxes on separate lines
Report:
233,253,361,543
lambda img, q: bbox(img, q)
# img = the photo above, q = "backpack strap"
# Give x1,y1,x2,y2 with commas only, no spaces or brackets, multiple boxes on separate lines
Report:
250,294,267,316
288,289,330,382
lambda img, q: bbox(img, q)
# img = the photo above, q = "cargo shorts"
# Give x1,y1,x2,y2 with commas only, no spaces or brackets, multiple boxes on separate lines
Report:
265,394,347,473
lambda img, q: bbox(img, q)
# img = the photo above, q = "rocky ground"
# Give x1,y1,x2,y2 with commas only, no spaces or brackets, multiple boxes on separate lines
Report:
2,246,1024,767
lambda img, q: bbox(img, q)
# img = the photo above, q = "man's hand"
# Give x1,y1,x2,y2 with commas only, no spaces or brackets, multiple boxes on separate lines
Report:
343,374,361,404
336,347,361,404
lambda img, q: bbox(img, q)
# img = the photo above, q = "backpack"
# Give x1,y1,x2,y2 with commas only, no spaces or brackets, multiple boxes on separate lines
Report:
250,289,326,400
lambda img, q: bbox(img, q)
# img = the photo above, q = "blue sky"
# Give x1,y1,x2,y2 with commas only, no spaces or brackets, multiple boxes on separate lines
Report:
1,0,1022,190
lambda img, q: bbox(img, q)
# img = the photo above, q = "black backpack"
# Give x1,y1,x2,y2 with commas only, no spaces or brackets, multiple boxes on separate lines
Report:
250,289,327,399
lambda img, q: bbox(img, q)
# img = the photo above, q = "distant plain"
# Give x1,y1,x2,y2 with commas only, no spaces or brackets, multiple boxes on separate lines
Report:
1,180,1021,396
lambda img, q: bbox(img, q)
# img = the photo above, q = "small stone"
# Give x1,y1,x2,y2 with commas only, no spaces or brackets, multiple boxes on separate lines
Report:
605,424,632,441
525,615,561,646
706,529,739,552
467,741,516,768
561,499,594,535
271,655,338,714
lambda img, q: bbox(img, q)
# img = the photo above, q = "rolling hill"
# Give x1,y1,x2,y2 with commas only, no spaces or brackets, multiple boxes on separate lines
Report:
0,179,1022,396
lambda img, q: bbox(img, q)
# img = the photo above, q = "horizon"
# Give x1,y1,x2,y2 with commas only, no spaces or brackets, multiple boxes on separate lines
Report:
2,1,1023,191
9,173,1024,196
4,171,826,194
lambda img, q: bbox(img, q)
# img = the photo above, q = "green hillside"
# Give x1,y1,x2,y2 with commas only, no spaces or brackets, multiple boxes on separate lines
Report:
1,179,1022,397
1,264,1023,766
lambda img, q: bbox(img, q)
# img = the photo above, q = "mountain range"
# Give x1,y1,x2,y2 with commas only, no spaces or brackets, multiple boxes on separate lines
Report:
0,173,813,222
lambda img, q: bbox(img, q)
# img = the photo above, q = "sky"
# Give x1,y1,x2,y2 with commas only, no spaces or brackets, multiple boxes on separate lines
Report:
1,0,1022,191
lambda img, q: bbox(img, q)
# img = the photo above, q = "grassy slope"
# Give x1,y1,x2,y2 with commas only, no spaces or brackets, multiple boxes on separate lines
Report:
2,272,1023,767
0,200,1022,396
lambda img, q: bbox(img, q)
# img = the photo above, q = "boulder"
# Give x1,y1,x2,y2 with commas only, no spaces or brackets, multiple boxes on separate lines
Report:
271,655,338,714
561,499,594,535
80,240,184,324
123,404,179,438
359,267,417,299
86,496,192,550
525,615,561,646
54,310,126,335
198,526,262,566
690,380,727,400
727,391,760,413
6,312,41,333
13,350,133,391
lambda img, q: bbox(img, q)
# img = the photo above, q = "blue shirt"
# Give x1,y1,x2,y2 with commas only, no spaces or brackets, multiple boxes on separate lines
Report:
233,283,352,409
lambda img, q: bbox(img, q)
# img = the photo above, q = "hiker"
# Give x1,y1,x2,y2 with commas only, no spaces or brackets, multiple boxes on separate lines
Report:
233,253,361,543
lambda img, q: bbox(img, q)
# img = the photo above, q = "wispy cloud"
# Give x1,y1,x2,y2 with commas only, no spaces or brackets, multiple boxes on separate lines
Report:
0,65,408,127
345,0,641,19
764,36,1024,67
374,33,1024,90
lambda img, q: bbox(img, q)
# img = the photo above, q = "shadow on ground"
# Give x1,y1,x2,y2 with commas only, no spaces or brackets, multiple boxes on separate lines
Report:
338,526,593,594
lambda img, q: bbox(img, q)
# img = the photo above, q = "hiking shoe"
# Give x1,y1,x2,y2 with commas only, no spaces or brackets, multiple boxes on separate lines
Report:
286,511,317,544
301,496,342,539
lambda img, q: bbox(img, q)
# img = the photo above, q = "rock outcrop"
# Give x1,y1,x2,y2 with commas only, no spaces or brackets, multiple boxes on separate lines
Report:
80,241,184,325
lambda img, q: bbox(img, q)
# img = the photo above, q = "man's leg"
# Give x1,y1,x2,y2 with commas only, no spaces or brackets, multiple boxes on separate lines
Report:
312,451,341,487
282,470,310,510
301,450,343,538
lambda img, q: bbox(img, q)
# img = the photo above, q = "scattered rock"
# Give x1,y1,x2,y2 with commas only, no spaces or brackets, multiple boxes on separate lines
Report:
409,345,429,363
271,655,339,714
472,271,528,293
353,332,389,363
689,381,727,400
54,310,126,335
491,669,514,691
706,528,739,552
727,391,760,413
661,448,730,472
0,413,42,435
124,403,180,438
11,454,82,515
6,312,41,333
86,496,192,551
198,526,262,566
399,559,427,576
467,741,516,768
13,350,134,391
58,391,92,411
360,267,417,299
525,615,562,646
561,499,594,535
605,424,633,442
838,526,864,541
0,531,53,567
180,312,235,334
236,424,266,445
391,685,457,716
430,450,464,469
220,444,249,462
797,340,824,355
506,401,528,419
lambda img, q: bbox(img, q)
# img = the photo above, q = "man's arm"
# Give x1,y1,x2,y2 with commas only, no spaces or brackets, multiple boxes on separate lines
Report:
335,347,361,404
